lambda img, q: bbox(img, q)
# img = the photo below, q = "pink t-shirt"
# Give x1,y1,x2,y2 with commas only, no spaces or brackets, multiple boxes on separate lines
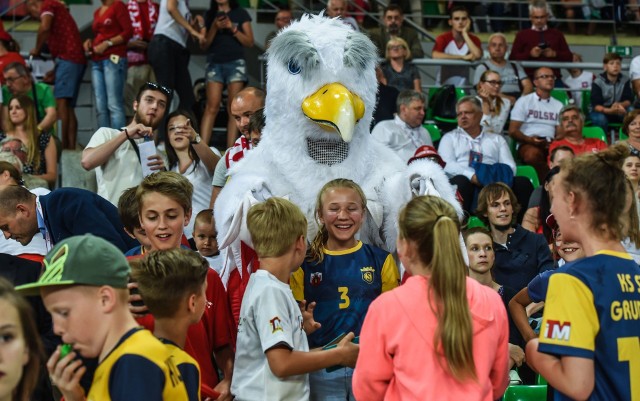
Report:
353,275,510,401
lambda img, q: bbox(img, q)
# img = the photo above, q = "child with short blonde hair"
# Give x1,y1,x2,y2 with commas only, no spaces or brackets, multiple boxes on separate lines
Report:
232,197,359,401
16,235,191,401
192,209,222,273
130,248,211,401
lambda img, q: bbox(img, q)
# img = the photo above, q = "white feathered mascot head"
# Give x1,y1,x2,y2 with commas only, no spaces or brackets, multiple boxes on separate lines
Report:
216,14,462,257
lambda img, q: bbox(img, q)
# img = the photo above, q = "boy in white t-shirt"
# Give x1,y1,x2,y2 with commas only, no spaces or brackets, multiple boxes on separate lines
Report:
562,53,594,111
231,197,359,401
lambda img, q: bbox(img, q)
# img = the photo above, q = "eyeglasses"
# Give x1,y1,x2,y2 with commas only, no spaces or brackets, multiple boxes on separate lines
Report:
482,80,503,86
4,75,25,84
388,45,405,51
144,82,172,97
535,74,556,80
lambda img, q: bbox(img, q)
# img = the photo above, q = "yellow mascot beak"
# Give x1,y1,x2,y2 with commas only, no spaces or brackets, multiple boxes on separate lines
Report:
301,83,365,143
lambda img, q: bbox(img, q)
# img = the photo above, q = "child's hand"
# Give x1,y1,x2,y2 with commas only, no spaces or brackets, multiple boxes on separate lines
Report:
212,377,232,401
47,346,86,401
299,300,321,335
337,332,359,368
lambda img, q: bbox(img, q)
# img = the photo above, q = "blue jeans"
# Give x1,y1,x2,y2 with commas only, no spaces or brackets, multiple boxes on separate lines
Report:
92,57,127,129
309,367,355,401
589,111,625,132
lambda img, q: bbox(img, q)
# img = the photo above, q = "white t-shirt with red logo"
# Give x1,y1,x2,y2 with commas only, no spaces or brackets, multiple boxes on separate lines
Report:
510,92,563,141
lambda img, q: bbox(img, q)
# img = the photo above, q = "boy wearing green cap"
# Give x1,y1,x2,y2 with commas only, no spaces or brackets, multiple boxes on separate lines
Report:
16,234,190,401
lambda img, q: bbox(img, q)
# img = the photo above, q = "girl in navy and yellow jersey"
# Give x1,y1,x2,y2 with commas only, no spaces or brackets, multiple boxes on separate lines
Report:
526,143,640,401
291,178,399,401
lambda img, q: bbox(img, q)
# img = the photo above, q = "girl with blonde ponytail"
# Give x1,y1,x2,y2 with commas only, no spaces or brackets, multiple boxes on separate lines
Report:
290,178,399,400
353,195,510,401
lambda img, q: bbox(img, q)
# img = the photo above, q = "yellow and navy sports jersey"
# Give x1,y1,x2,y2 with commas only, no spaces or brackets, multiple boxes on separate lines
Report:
291,241,399,348
538,251,640,401
87,328,190,401
159,339,201,401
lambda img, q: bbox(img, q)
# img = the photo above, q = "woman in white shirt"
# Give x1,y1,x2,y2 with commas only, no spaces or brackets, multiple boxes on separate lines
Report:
476,70,512,136
165,110,220,238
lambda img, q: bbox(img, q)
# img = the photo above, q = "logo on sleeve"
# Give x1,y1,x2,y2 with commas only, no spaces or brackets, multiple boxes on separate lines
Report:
361,267,375,284
543,320,571,341
270,316,283,333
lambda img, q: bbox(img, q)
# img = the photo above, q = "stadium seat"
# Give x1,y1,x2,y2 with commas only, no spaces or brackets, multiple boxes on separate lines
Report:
516,165,540,188
502,385,547,401
423,123,442,142
582,126,607,143
467,216,487,229
536,374,548,385
550,89,570,106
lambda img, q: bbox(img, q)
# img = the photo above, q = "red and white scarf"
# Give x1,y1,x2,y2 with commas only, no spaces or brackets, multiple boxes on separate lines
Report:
127,0,158,64
225,136,252,169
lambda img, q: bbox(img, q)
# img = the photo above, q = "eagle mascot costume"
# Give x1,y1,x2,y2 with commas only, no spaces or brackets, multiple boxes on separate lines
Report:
215,14,463,325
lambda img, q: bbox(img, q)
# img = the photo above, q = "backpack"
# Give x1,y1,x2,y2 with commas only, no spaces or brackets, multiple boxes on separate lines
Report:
429,85,458,120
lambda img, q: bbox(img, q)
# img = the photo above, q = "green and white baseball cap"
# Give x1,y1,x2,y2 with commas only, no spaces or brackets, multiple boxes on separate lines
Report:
16,234,130,296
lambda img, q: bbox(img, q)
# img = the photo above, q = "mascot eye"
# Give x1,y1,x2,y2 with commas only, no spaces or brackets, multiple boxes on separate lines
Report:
287,60,302,75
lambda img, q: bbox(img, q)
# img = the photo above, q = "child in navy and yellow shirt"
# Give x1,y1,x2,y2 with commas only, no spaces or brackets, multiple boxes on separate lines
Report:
16,234,191,401
291,178,399,400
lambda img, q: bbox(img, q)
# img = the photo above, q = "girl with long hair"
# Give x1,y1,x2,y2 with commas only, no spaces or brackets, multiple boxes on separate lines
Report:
353,195,510,401
0,277,44,401
164,110,219,238
290,178,398,400
526,144,640,400
0,96,56,187
476,70,511,136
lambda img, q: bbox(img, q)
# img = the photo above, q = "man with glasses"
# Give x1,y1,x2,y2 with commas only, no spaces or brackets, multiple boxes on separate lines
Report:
438,96,533,217
509,67,564,181
81,82,170,205
2,62,57,134
367,4,423,60
509,0,572,82
265,8,293,49
473,33,533,104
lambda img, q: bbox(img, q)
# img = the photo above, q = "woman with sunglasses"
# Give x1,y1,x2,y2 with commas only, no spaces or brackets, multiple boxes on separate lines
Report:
379,37,421,92
476,70,511,136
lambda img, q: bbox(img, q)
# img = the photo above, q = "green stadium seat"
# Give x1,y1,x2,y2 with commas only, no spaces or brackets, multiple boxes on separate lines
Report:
536,374,548,385
467,216,487,229
423,123,442,142
502,385,547,401
550,89,570,106
516,165,540,188
582,126,607,143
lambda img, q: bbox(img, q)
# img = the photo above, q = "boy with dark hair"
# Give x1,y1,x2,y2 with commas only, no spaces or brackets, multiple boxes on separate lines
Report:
117,185,152,256
130,248,211,401
431,5,482,86
15,234,190,400
192,209,222,273
590,52,634,133
133,171,235,400
232,197,359,401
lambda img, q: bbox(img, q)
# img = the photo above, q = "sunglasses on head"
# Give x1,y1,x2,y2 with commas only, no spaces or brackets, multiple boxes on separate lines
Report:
144,82,172,97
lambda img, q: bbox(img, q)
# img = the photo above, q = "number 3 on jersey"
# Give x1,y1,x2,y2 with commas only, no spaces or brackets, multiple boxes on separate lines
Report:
338,286,350,309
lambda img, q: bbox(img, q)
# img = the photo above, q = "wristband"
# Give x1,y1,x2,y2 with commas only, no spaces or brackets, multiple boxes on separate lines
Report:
107,40,114,47
123,128,131,139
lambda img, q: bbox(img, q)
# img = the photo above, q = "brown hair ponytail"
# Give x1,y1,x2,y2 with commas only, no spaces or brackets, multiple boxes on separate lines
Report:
399,196,476,381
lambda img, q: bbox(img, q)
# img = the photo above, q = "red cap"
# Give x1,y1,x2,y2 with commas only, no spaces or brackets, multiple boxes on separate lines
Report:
408,145,446,168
